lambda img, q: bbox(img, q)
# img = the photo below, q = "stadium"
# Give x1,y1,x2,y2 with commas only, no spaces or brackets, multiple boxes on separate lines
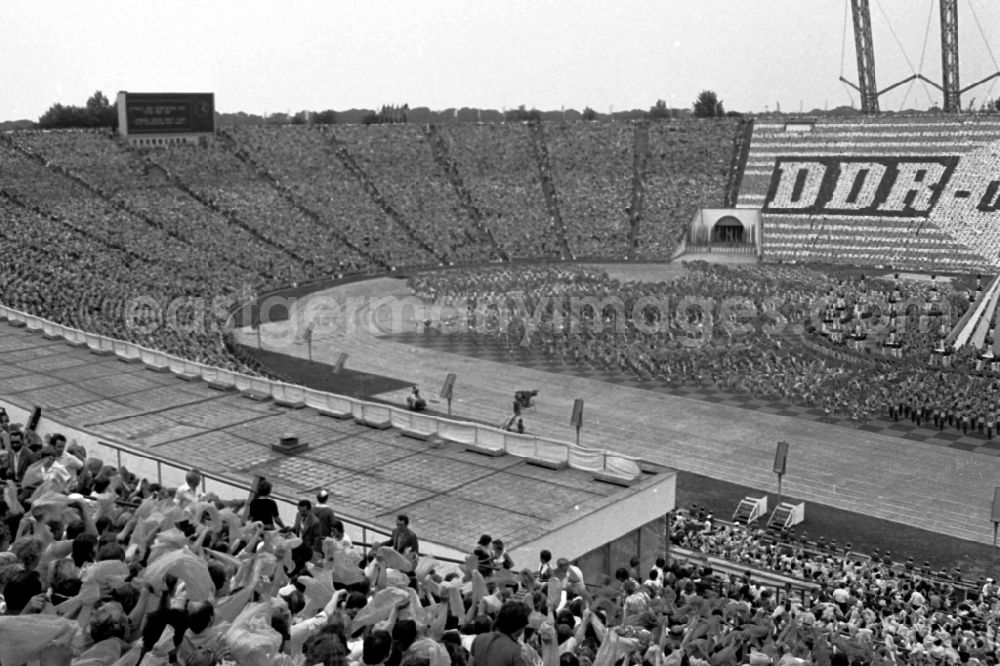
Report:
6,3,1000,664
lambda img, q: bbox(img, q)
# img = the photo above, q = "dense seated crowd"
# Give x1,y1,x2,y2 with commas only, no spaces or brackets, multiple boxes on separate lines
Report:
330,125,502,266
637,122,734,260
0,121,731,379
670,507,1000,665
408,263,988,424
542,123,631,260
741,119,1000,274
7,130,316,287
0,183,256,374
0,414,997,666
222,125,439,270
438,123,564,260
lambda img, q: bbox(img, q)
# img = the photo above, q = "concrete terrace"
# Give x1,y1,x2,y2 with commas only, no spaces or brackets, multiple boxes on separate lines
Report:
0,321,667,558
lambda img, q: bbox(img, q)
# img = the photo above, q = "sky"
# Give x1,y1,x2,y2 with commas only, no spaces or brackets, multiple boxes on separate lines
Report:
5,0,1000,121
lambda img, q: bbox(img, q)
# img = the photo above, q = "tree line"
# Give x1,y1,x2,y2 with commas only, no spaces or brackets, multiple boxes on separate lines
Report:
36,91,117,129
19,90,737,131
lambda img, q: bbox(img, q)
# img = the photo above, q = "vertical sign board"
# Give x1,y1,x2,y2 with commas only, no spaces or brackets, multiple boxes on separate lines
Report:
333,353,348,375
440,373,456,401
571,399,584,446
440,373,456,416
774,441,789,475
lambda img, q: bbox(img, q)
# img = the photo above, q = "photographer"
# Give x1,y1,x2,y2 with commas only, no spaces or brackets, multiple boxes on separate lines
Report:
406,387,427,412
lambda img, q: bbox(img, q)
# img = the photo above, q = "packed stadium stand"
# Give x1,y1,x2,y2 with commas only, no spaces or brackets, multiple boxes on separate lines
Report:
737,116,1000,272
8,117,1000,664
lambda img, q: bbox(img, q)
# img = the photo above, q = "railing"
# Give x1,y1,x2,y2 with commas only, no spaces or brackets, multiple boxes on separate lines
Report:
0,303,643,484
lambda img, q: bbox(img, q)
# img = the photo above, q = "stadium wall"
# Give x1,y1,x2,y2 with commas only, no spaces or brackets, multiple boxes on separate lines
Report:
737,117,1000,272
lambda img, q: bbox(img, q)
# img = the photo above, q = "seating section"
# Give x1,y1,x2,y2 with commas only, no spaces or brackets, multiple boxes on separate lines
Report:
546,121,633,258
228,125,440,269
640,120,734,259
153,131,380,274
436,122,560,259
738,117,1000,271
761,215,987,273
332,124,496,265
9,130,309,287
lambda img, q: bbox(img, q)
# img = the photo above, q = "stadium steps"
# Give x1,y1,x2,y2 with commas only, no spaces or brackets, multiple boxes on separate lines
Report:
969,282,1000,350
0,135,239,270
144,153,315,267
723,119,754,207
423,124,509,262
525,121,572,259
0,190,147,267
949,276,1000,348
216,129,390,270
628,122,649,251
322,129,448,266
766,503,795,530
955,276,1000,349
731,497,765,523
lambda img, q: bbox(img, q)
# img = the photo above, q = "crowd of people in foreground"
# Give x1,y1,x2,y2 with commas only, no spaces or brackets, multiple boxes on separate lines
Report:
408,263,1000,426
0,410,997,666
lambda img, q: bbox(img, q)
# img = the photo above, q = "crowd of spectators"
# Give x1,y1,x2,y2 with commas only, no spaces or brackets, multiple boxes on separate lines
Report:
637,122,734,260
331,125,501,266
224,125,439,270
408,263,986,424
5,123,998,428
544,123,632,259
669,506,1000,665
8,130,313,287
437,123,566,260
1,412,999,665
0,121,739,377
0,150,258,374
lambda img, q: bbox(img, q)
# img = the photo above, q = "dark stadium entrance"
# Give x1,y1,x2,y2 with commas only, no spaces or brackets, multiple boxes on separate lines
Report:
711,216,745,244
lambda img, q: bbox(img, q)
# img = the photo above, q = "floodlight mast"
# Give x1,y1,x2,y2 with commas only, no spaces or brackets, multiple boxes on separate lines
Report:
847,0,880,115
939,0,960,113
842,0,998,115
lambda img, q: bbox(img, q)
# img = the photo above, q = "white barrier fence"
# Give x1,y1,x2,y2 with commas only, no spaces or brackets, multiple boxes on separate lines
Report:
0,304,642,481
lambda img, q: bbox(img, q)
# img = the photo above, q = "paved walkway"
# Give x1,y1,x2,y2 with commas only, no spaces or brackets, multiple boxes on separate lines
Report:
386,330,1000,457
0,322,635,553
236,277,1000,546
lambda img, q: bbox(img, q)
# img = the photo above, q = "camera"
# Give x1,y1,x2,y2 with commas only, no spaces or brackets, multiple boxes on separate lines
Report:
514,390,538,409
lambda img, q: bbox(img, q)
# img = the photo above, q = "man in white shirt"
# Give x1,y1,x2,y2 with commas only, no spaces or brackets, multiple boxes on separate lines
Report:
50,434,83,475
25,446,73,493
174,468,204,509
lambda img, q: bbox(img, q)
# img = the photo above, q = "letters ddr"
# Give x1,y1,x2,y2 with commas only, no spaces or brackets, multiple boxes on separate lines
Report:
763,156,959,217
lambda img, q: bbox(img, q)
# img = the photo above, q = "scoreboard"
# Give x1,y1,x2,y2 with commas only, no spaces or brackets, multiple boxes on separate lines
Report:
117,92,215,138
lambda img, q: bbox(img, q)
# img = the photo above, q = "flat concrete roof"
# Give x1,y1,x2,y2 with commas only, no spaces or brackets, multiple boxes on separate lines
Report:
0,322,673,559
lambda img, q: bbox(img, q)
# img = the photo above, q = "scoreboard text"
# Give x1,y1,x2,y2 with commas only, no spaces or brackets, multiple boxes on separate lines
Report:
124,93,214,135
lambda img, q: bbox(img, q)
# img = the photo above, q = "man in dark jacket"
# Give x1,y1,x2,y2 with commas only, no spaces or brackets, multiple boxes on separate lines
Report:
381,514,419,556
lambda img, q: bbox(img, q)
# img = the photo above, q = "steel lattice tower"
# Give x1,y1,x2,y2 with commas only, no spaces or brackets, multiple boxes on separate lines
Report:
851,0,880,114
940,0,960,112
